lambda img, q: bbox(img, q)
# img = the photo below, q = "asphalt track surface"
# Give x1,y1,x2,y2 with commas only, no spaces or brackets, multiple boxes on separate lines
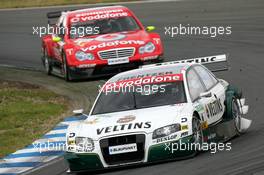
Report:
0,0,264,174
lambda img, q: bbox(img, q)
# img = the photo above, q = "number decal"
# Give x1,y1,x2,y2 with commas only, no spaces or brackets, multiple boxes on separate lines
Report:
181,117,187,123
69,133,75,138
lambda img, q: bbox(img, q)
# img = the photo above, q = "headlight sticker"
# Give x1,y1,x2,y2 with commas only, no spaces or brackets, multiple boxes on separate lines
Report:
154,134,177,144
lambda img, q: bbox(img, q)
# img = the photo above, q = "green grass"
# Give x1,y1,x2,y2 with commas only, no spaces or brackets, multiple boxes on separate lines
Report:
0,0,132,9
0,81,69,158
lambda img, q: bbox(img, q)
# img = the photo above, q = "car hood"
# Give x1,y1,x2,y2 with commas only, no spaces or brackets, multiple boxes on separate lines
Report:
68,103,193,140
70,30,150,51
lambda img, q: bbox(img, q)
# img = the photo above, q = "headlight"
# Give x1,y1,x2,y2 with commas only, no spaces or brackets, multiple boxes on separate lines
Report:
152,124,181,139
75,51,94,61
139,42,155,54
75,137,94,152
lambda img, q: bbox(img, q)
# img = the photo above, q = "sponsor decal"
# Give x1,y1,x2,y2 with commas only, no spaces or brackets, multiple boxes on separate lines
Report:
75,9,125,17
181,117,187,123
108,57,129,65
103,74,183,91
156,134,177,144
77,64,96,68
141,55,158,61
109,143,137,155
70,10,129,23
195,104,205,112
66,48,74,55
153,38,161,44
157,56,223,65
74,34,126,47
181,125,188,130
68,140,75,145
69,133,76,138
74,38,94,46
117,115,136,123
85,118,99,125
97,122,151,135
201,121,208,129
68,133,76,145
181,131,188,137
81,40,144,51
74,34,129,47
117,71,173,81
206,98,223,118
95,34,126,41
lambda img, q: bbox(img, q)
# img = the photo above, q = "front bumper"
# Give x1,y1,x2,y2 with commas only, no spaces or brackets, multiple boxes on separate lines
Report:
68,61,140,80
147,135,195,162
65,135,195,173
68,55,164,80
65,153,104,172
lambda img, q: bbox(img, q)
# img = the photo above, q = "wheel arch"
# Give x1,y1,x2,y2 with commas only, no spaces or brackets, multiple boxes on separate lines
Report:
193,111,201,120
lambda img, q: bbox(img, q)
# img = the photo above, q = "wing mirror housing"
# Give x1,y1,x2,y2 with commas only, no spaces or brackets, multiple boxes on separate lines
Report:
73,109,84,115
146,26,156,32
199,92,212,98
52,36,62,42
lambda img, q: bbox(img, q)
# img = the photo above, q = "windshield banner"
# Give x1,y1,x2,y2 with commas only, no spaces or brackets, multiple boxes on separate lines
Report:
102,73,183,92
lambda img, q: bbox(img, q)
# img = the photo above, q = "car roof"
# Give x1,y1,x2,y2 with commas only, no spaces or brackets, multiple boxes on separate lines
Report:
108,63,192,82
67,5,130,18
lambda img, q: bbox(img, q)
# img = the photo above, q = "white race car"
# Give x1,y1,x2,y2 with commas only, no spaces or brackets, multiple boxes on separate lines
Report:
65,54,251,173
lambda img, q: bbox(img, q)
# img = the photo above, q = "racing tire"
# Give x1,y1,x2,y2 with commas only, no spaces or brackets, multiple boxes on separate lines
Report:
232,97,243,135
62,53,72,81
43,48,52,75
225,88,243,135
192,115,203,152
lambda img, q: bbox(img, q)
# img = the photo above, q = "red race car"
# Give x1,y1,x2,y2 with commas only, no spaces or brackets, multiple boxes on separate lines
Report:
41,6,164,81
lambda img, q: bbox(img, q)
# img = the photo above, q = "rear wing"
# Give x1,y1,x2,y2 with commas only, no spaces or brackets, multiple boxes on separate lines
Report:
141,54,229,72
47,11,62,25
47,11,62,19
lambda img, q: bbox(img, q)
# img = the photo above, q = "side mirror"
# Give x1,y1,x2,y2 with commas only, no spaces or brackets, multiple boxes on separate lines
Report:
73,109,84,115
146,26,156,32
199,92,212,98
52,36,62,42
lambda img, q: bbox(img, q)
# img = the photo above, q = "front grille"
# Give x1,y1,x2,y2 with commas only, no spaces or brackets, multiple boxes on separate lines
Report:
98,48,135,60
100,134,145,165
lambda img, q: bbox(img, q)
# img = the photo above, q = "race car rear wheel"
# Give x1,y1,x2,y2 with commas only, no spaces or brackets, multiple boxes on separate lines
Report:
43,48,52,75
192,115,203,150
232,98,242,134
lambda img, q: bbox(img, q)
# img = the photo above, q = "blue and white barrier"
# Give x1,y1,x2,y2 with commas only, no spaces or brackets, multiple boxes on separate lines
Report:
0,115,87,175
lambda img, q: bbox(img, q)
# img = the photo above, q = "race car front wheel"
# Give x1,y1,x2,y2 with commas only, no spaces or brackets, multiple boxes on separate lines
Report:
232,98,242,134
192,115,203,150
43,48,52,75
62,53,72,81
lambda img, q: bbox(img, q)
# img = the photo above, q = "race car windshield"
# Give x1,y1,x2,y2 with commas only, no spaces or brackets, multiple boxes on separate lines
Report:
70,16,140,39
92,82,186,115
